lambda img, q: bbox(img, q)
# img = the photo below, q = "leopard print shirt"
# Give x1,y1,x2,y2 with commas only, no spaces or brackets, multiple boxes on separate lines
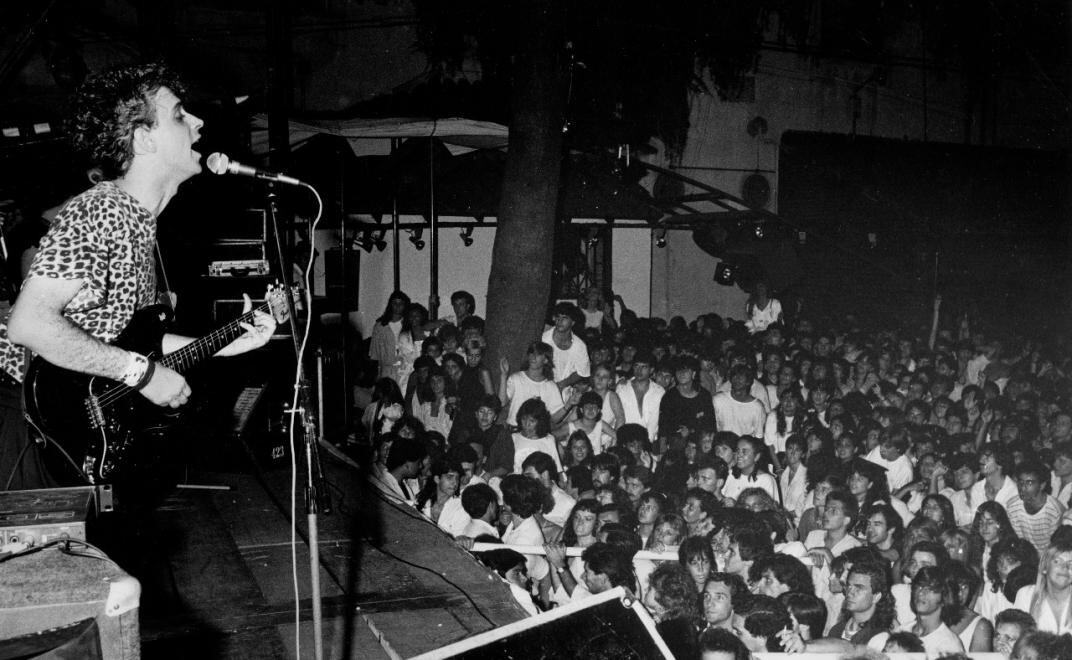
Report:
0,181,158,382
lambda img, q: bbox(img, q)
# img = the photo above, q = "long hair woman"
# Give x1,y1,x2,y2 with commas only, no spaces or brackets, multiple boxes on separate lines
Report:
369,290,410,384
1014,537,1072,635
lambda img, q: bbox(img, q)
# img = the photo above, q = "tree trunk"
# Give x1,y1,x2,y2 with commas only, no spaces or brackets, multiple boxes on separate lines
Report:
484,0,566,388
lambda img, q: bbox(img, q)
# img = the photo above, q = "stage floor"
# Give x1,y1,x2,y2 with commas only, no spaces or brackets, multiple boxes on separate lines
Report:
91,445,523,659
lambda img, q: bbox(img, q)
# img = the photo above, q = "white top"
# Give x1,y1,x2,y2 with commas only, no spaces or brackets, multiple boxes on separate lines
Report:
567,421,613,454
616,379,665,441
764,413,797,454
416,401,454,439
546,484,577,528
977,582,1015,622
780,464,808,521
598,392,618,429
957,613,986,653
806,529,861,602
581,308,604,330
502,516,549,581
863,446,914,491
422,496,471,537
509,581,540,616
746,298,782,334
712,392,767,437
891,583,913,629
505,372,564,425
969,476,1019,518
723,471,779,504
1015,584,1072,634
1051,472,1072,507
460,518,500,539
804,529,861,557
512,433,563,475
542,328,591,385
716,379,772,412
900,621,965,656
944,487,977,528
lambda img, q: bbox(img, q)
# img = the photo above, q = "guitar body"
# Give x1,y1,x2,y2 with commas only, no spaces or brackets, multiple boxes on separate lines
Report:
24,305,179,484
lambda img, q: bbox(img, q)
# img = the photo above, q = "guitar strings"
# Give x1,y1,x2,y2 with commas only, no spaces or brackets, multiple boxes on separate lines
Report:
90,301,273,410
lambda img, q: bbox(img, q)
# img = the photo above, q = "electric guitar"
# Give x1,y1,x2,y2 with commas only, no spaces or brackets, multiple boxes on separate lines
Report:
23,286,289,484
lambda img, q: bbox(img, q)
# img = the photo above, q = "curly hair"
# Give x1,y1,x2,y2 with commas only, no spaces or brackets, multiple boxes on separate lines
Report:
986,537,1039,594
647,562,701,622
66,62,187,180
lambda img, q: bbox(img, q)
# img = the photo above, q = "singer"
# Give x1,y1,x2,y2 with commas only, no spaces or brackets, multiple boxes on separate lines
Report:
0,62,276,490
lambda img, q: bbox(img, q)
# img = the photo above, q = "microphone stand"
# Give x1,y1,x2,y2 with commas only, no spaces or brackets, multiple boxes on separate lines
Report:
265,185,330,660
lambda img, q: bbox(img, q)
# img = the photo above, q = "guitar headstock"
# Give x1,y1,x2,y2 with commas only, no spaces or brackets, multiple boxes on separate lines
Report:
264,285,292,324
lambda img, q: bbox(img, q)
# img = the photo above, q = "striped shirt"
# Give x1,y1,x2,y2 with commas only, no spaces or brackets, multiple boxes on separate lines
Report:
1006,494,1066,553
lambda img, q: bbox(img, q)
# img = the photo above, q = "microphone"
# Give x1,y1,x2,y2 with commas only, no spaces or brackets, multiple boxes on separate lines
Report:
206,152,304,186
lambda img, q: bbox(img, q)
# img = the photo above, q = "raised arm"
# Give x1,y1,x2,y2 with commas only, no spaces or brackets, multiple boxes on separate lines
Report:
928,293,941,350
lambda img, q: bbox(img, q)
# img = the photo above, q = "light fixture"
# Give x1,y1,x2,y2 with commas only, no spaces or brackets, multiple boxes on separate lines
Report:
353,230,374,253
372,229,387,252
714,261,736,285
459,227,474,247
408,228,425,251
655,227,668,248
753,222,765,239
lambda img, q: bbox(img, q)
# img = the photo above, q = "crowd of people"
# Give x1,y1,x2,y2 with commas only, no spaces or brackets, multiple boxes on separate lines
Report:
366,285,1072,660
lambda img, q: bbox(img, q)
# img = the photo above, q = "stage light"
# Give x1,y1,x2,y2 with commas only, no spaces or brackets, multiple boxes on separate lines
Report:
584,226,600,248
408,228,425,251
655,227,668,248
459,227,474,247
714,261,736,286
353,231,374,253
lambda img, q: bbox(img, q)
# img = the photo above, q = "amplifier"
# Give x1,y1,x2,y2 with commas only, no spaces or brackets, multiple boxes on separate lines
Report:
208,259,270,277
0,486,107,547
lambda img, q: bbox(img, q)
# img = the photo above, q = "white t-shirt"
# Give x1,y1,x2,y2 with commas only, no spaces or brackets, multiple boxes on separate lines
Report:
968,476,1019,518
512,433,563,475
567,421,613,454
723,471,779,503
422,496,471,537
546,485,577,527
502,516,549,581
780,464,808,521
506,372,564,425
897,621,965,656
863,446,914,491
542,329,590,385
764,413,798,454
746,298,782,333
712,392,767,437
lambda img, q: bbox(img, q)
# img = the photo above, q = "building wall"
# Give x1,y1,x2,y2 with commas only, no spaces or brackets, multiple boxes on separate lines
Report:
646,39,1067,323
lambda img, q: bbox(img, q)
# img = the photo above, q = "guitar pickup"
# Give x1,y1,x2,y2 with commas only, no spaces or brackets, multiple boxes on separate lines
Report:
84,395,105,429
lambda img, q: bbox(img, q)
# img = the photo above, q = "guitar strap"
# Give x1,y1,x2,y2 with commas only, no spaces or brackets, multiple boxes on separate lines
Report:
154,241,177,310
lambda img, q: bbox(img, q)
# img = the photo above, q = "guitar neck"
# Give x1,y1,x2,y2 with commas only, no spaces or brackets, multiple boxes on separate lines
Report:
158,302,271,373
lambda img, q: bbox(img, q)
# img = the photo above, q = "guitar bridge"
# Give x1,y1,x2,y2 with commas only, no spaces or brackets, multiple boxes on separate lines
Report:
85,395,105,429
